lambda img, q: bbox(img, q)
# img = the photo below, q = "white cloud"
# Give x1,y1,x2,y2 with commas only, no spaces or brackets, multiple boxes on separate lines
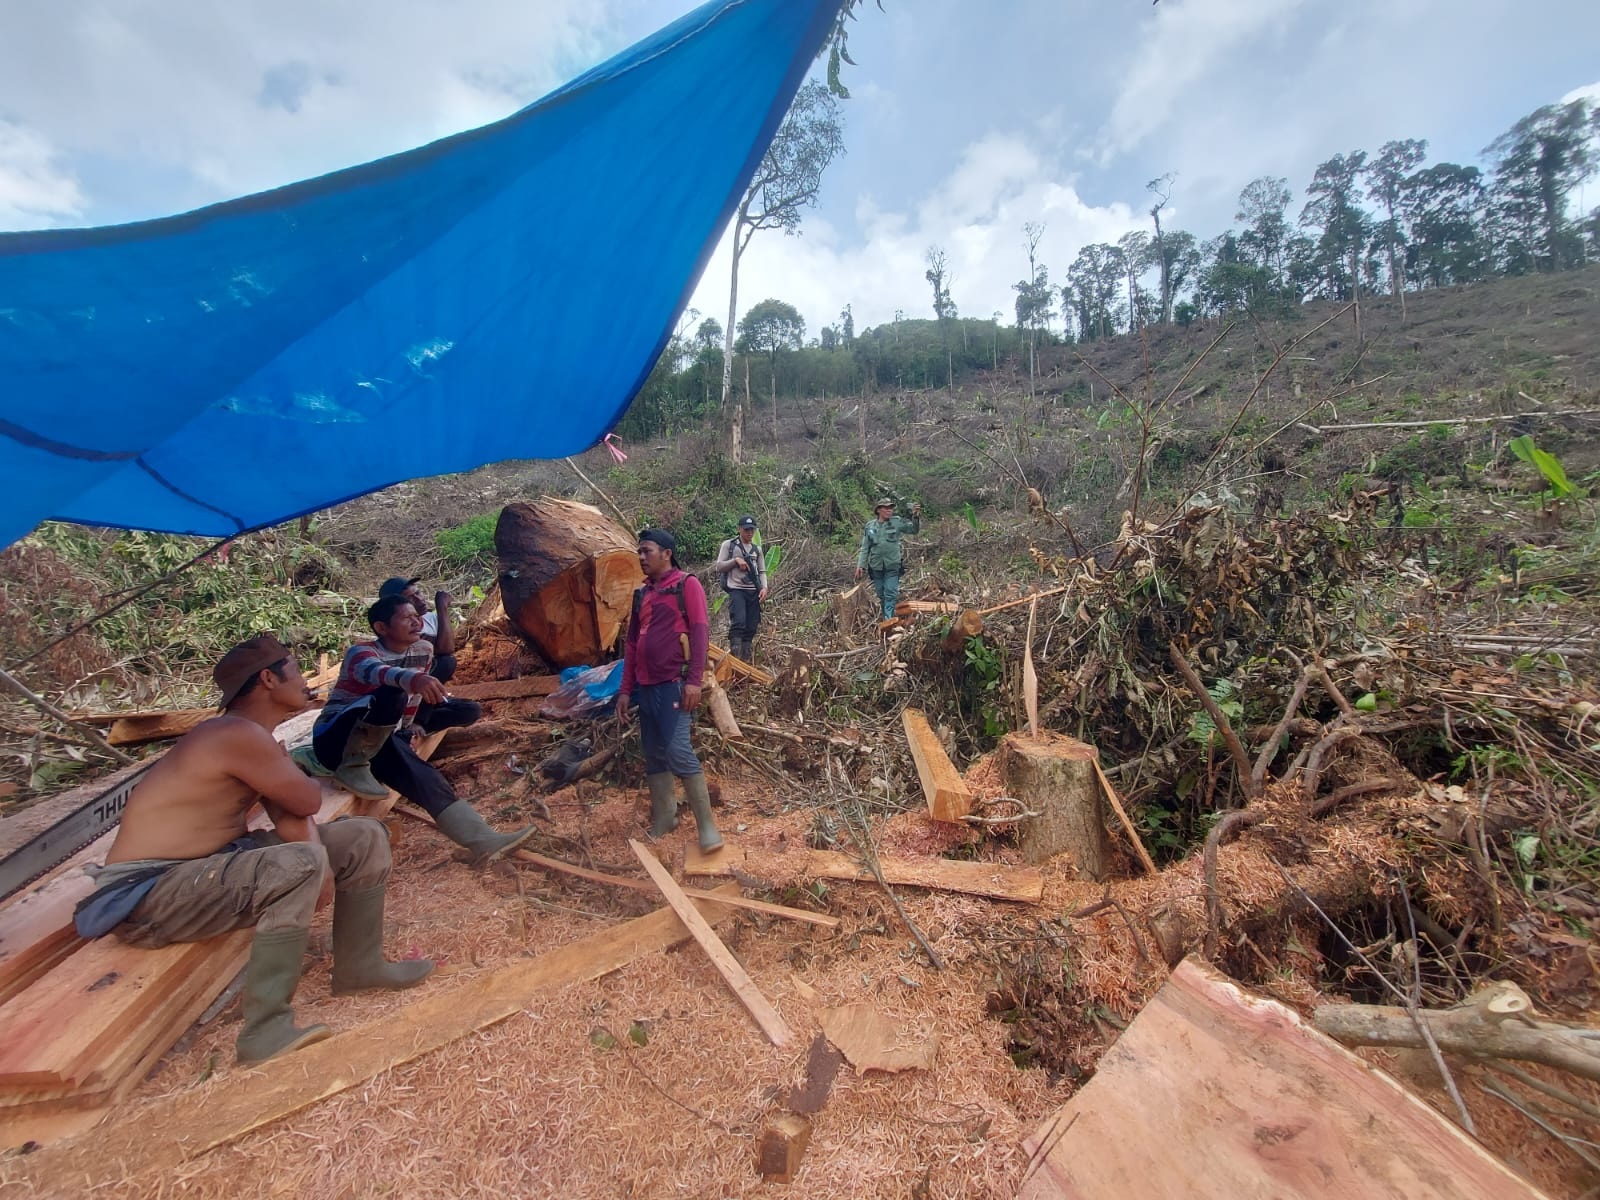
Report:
0,0,630,223
1562,80,1600,106
1100,0,1308,160
0,120,84,227
688,130,1142,338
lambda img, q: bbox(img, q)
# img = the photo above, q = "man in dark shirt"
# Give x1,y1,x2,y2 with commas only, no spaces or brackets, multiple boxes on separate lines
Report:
616,529,721,852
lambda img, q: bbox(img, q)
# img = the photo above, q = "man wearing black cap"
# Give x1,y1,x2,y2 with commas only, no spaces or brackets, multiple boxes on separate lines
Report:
77,634,434,1065
312,595,537,866
617,529,721,852
376,576,479,735
714,515,768,662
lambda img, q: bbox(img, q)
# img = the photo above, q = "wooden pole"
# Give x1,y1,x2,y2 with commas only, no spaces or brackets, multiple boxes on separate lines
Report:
1091,758,1157,875
0,666,135,766
629,840,793,1046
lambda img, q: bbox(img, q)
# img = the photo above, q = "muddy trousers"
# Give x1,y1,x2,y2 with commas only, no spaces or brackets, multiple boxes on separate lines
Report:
113,819,391,947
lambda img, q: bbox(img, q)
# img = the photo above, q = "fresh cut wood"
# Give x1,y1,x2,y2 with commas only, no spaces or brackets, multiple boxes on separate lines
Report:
684,842,1044,903
2,886,741,1183
901,708,974,823
997,731,1109,877
629,840,792,1047
1017,958,1548,1200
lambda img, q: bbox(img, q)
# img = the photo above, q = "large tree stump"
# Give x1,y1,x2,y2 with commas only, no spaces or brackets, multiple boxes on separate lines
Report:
997,732,1109,877
495,499,641,668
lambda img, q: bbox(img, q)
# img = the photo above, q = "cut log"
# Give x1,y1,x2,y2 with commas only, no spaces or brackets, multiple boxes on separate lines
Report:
703,678,743,739
495,498,642,668
998,732,1109,877
901,708,974,822
755,1113,812,1183
1313,985,1600,1084
1018,959,1547,1200
940,609,984,653
830,583,874,632
895,599,960,616
4,887,741,1178
629,840,791,1047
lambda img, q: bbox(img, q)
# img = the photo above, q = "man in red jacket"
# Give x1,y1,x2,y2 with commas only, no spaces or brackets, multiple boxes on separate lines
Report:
616,528,721,851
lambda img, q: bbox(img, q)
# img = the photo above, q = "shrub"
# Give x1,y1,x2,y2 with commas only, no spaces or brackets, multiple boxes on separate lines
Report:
435,513,498,566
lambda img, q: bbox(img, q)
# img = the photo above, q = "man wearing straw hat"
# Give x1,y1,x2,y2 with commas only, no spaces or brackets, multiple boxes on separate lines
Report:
76,634,434,1065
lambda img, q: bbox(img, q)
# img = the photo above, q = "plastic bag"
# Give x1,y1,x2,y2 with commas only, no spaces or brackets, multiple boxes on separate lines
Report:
538,661,624,720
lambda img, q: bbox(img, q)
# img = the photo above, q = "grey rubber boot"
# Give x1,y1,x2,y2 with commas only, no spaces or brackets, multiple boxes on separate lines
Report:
330,885,436,995
334,718,398,799
434,801,538,867
736,637,753,663
236,927,332,1065
681,772,723,852
646,772,679,838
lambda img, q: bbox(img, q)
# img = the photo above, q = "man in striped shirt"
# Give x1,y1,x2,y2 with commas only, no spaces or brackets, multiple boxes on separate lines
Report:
313,595,536,866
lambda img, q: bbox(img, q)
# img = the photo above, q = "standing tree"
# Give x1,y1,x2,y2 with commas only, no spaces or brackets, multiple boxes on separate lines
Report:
1066,242,1125,341
1117,231,1151,333
1485,98,1599,273
1365,138,1428,309
838,303,855,348
924,245,957,390
1301,152,1370,308
1147,173,1176,323
1013,222,1053,397
1400,163,1489,288
719,80,845,433
1236,176,1293,293
737,298,805,445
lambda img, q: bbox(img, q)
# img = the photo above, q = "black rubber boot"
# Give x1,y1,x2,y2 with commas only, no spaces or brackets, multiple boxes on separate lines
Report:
334,718,398,799
646,772,679,838
330,885,436,995
236,927,332,1065
434,801,538,867
681,772,722,852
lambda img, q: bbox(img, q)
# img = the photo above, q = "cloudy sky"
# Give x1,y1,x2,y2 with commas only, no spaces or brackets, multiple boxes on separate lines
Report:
3,0,1597,341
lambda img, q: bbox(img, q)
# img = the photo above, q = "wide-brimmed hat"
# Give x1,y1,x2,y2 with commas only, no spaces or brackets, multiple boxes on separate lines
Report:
214,634,291,709
874,497,896,509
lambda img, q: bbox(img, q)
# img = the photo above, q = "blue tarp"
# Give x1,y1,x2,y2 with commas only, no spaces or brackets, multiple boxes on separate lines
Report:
0,0,842,549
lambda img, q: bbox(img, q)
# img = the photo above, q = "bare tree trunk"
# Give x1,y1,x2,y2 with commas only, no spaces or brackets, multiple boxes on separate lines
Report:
858,381,866,451
721,219,746,413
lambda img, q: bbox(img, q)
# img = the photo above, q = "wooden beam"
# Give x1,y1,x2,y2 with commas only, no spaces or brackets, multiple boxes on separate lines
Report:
108,711,209,746
756,1113,812,1183
685,842,1044,904
445,675,560,702
901,708,974,823
628,840,792,1047
1017,959,1547,1200
706,645,775,687
3,887,741,1181
1091,758,1157,876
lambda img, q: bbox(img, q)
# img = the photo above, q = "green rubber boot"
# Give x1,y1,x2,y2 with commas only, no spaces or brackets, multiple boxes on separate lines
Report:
333,718,397,799
236,927,332,1066
646,772,679,838
434,801,538,867
330,885,436,995
681,772,723,853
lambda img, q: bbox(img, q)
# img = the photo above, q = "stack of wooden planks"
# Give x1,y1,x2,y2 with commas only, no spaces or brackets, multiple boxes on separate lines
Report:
0,704,435,1148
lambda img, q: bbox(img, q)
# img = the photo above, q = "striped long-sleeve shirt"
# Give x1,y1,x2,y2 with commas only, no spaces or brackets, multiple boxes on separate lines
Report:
315,639,434,731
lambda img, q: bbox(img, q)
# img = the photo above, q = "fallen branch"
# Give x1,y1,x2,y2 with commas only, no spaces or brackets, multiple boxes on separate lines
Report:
0,665,135,766
1168,644,1254,802
1310,777,1400,819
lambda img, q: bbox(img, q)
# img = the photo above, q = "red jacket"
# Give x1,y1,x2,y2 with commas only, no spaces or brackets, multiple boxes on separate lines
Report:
620,568,708,693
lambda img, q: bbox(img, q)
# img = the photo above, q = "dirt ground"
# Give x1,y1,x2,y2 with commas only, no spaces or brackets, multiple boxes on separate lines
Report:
4,756,1591,1199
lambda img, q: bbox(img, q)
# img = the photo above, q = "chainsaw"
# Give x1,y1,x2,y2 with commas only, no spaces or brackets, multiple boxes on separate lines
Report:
0,765,151,903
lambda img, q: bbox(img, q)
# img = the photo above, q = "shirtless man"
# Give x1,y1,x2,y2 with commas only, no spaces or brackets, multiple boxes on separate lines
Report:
79,634,434,1065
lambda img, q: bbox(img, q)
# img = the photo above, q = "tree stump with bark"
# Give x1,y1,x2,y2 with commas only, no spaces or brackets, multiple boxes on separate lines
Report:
495,499,641,668
997,732,1109,877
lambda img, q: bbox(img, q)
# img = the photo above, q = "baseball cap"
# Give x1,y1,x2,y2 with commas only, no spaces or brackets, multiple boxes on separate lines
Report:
214,634,292,709
638,528,677,554
378,576,421,599
737,515,758,529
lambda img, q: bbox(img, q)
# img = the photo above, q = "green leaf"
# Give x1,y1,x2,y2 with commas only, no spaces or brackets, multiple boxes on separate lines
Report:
588,1028,618,1051
1514,834,1540,867
1509,435,1574,497
627,1021,649,1047
764,543,782,574
1354,692,1378,712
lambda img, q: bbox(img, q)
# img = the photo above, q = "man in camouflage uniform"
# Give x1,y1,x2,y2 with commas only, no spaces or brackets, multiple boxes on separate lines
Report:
855,497,921,620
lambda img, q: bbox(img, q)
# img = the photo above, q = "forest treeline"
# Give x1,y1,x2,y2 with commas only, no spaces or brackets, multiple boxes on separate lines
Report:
620,94,1600,438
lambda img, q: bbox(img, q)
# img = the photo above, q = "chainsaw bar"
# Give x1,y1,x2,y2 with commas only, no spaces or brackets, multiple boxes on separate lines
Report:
0,765,152,903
